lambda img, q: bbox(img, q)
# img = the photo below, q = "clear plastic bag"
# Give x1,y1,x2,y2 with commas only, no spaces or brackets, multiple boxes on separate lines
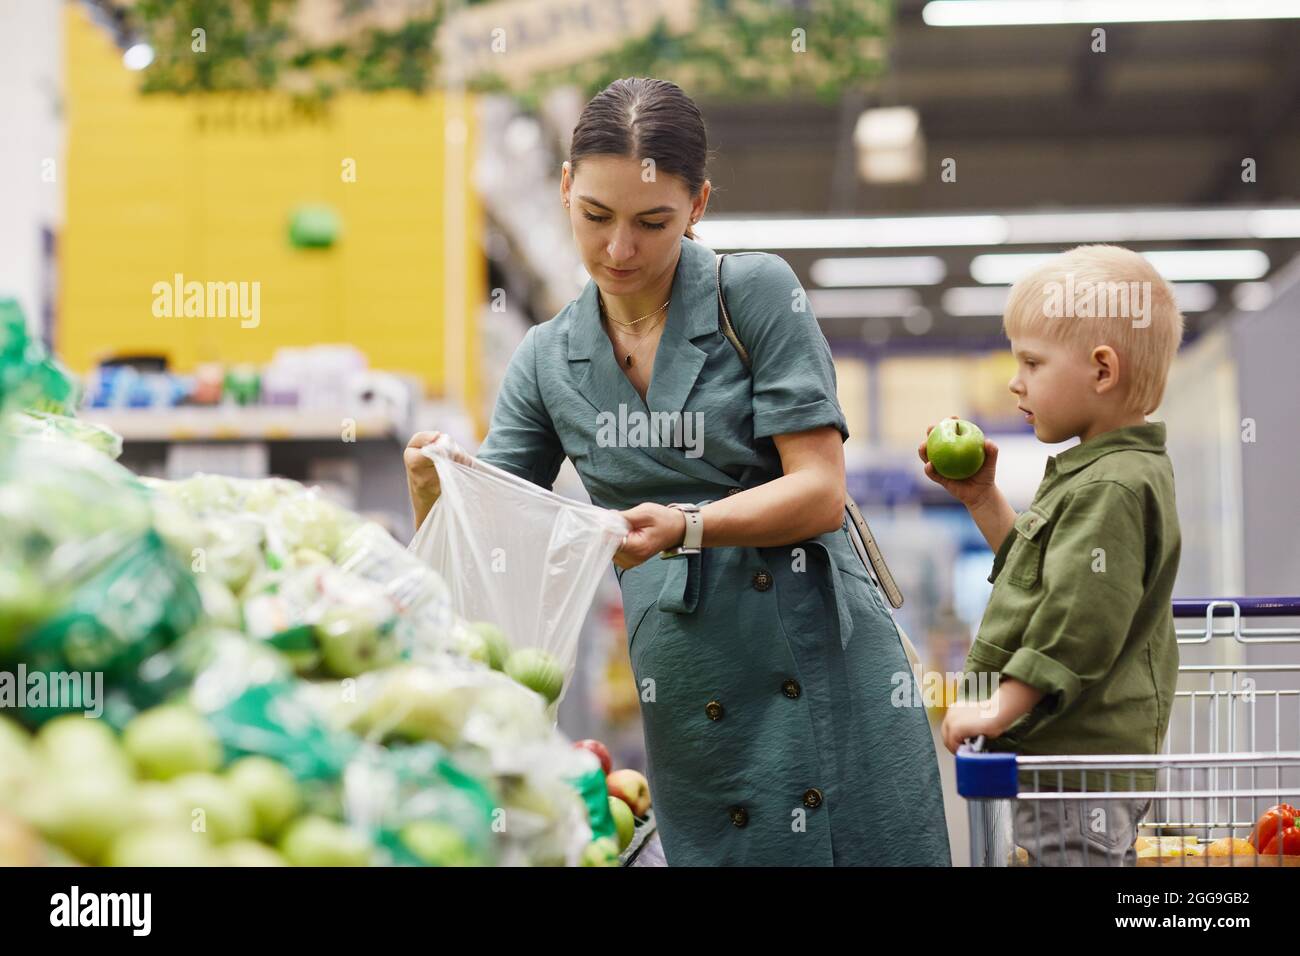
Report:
408,436,628,704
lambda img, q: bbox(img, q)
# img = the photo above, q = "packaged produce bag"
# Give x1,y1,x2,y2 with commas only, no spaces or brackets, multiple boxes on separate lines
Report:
409,436,628,704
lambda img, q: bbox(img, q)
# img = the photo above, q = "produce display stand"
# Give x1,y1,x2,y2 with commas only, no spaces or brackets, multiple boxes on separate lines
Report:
958,596,1300,867
619,810,659,866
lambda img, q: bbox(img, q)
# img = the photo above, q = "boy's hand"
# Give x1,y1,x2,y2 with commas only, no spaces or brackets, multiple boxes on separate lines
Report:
941,701,1002,755
918,415,1000,509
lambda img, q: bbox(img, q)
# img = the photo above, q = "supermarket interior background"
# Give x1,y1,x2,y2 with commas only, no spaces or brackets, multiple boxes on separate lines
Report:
3,0,1300,869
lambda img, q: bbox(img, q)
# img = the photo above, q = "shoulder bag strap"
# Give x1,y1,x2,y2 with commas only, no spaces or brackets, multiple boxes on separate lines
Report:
715,253,905,609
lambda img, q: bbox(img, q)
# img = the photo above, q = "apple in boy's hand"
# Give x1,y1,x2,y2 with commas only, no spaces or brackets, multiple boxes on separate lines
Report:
606,769,651,817
573,739,612,776
925,418,986,480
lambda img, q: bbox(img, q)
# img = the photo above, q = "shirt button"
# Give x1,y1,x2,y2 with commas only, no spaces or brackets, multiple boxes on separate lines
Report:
726,487,742,496
781,679,801,699
728,805,749,828
803,788,823,809
752,570,772,592
705,699,724,721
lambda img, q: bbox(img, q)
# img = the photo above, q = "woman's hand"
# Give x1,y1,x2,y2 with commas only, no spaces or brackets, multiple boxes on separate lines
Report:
613,503,687,570
917,415,1000,510
404,430,474,529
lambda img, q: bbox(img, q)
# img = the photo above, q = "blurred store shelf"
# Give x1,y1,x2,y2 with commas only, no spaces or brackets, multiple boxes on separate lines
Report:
80,407,400,443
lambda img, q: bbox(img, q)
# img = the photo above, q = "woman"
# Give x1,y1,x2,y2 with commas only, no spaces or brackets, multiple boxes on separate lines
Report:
406,77,950,866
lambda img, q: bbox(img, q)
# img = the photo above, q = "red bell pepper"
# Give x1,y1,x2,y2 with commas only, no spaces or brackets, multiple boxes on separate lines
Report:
1261,826,1300,857
1248,804,1299,851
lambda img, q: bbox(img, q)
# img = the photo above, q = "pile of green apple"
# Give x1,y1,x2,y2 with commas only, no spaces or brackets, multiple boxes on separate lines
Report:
573,738,651,865
0,710,373,867
454,621,567,706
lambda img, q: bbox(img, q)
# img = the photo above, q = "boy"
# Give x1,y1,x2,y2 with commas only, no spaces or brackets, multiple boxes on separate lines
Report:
923,244,1185,866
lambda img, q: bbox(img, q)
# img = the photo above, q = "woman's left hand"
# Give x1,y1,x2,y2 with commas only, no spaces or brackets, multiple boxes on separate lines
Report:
614,503,687,570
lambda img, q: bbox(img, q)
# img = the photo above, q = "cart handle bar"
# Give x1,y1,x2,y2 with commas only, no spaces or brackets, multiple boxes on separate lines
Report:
1173,597,1300,617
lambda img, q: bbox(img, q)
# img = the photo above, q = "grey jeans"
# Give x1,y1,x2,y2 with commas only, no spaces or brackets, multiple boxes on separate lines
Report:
1013,797,1153,867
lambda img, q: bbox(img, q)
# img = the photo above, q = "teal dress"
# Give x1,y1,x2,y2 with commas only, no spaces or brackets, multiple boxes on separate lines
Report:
476,235,950,866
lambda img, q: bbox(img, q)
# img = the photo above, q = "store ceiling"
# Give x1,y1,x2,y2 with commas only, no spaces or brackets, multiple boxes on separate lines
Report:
697,1,1300,347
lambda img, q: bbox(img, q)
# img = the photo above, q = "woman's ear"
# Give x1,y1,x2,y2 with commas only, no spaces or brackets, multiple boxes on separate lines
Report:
1092,345,1120,394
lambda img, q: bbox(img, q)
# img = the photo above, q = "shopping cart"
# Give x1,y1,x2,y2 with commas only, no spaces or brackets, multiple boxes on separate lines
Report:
957,596,1300,866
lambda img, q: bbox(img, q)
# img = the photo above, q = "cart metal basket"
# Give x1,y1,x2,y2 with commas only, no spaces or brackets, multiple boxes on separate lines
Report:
957,597,1300,866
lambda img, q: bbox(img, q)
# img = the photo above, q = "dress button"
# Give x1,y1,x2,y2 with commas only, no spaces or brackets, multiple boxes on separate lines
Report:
752,569,773,592
726,487,742,496
803,788,823,809
781,679,801,699
705,699,724,721
729,805,749,828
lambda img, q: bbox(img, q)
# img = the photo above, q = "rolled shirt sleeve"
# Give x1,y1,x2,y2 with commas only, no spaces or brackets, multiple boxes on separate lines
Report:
1000,481,1147,713
475,325,566,491
725,254,850,442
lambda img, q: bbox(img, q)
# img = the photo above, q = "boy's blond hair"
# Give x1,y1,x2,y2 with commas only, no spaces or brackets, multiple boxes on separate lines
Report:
1003,244,1185,415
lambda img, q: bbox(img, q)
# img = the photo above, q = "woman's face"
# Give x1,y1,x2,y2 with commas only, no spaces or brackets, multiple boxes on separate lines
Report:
561,154,709,296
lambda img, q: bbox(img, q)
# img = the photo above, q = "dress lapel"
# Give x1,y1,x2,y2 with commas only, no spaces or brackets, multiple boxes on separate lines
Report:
567,236,736,491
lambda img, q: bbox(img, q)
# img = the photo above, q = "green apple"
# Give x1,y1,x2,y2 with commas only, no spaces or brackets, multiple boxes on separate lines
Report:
291,547,332,568
454,628,491,666
580,836,620,867
400,820,481,867
225,756,302,840
925,418,986,480
316,606,400,678
504,648,564,704
171,773,255,843
134,781,194,830
106,826,218,867
123,705,223,780
357,666,469,746
468,621,512,671
608,796,635,852
279,816,372,867
34,715,133,784
220,839,288,867
28,774,139,863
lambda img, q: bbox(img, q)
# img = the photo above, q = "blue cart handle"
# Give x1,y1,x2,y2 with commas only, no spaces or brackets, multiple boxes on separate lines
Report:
1173,596,1300,618
956,741,1019,799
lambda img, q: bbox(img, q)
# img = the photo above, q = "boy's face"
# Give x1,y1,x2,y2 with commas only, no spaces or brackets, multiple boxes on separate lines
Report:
1007,335,1100,444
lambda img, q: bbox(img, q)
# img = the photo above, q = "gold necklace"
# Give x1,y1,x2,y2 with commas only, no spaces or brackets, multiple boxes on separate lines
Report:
599,292,671,329
607,312,666,368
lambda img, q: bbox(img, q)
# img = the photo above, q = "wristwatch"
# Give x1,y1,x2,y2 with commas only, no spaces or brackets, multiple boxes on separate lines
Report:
659,503,703,558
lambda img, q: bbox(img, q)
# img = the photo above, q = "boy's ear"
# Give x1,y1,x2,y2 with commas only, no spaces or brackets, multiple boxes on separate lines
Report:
1092,345,1120,395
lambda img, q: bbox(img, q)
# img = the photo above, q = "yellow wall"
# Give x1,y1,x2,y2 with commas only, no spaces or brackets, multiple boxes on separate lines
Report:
60,4,484,422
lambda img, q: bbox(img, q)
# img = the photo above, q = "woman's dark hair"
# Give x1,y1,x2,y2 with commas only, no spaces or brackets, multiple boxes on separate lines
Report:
568,77,709,239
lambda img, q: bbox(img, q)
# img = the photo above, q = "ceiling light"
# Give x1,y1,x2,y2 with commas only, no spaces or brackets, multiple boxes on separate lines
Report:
693,216,1009,250
695,207,1300,252
808,288,922,318
810,256,946,287
971,250,1269,284
922,1,1300,27
123,43,154,70
1233,282,1274,311
942,286,1011,317
1170,283,1217,313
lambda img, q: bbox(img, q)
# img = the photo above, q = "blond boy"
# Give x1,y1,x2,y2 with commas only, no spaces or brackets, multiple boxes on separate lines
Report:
923,245,1185,865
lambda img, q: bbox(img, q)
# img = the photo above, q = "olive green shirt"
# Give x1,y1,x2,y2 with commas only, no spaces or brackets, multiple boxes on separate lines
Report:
964,422,1181,790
